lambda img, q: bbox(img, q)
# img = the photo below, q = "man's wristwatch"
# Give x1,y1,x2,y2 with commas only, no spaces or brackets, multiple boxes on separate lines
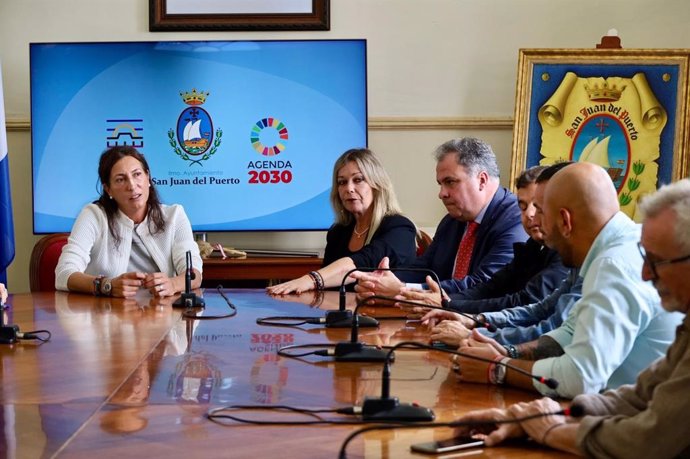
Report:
101,278,113,296
494,357,510,385
503,344,519,359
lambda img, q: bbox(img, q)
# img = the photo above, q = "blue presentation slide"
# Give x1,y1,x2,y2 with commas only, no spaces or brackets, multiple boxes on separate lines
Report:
31,40,367,232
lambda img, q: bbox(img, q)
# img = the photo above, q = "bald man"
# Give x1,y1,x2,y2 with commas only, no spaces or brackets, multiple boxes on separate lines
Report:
454,162,681,398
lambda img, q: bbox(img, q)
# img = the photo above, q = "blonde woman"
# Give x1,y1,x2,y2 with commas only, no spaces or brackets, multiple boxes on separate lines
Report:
268,148,416,294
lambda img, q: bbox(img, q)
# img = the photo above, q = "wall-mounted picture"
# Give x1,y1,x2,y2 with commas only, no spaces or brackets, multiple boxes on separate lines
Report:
510,48,690,219
149,0,330,31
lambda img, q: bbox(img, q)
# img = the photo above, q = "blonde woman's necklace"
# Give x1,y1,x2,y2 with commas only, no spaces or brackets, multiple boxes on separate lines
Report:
353,225,370,238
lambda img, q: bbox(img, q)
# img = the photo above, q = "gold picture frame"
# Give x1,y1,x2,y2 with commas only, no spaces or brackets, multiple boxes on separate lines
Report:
510,48,690,218
149,0,330,32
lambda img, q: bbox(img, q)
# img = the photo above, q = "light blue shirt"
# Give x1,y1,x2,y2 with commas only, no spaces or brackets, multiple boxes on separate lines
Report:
479,269,582,345
532,212,682,398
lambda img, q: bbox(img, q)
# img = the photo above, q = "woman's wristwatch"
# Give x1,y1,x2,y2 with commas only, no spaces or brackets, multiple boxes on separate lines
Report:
93,275,112,296
93,275,105,296
101,278,113,296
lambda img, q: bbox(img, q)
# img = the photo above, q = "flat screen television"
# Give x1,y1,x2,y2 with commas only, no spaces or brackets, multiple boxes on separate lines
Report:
30,39,367,233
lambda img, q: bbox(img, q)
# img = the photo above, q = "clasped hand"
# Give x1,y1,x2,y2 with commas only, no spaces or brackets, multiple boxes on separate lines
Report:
111,272,175,298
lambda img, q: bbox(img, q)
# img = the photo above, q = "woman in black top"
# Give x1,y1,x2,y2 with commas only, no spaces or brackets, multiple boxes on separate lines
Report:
268,148,416,294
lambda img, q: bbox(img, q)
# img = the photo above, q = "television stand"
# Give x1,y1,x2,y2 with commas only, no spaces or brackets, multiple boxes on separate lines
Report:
241,248,320,258
201,255,322,287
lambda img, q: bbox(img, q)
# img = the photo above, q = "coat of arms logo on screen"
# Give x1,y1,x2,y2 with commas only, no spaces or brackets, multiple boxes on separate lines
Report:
168,89,223,166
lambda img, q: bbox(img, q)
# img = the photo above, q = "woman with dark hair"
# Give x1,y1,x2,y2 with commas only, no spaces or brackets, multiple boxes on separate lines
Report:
268,148,416,294
55,146,202,298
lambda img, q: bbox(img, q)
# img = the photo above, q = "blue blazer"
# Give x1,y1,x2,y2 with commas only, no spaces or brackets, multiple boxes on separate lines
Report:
396,187,527,293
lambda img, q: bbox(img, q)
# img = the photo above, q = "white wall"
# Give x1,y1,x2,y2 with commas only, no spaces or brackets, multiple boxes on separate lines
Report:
2,0,689,292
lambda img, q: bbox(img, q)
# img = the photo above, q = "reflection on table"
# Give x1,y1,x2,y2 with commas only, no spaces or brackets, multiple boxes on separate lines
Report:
0,289,572,458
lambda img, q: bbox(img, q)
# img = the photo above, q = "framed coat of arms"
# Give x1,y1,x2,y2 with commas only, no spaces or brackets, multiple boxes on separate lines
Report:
510,48,690,219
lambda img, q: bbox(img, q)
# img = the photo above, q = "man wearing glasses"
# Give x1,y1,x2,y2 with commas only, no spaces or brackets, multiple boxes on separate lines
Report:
637,243,690,292
454,162,682,398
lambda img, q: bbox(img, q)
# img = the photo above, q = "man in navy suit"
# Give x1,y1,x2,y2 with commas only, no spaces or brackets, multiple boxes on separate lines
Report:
353,137,527,297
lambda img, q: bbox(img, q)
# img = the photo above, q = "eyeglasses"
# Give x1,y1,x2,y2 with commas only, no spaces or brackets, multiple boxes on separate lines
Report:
637,242,690,279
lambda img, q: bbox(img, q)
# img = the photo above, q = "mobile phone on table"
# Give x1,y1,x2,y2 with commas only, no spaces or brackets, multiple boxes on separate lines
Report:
410,436,484,454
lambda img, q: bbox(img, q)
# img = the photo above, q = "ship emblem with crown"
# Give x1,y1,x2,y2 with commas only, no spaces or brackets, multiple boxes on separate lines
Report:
168,89,223,166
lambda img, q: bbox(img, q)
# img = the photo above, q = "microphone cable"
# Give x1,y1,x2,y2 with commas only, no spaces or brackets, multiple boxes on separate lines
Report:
206,404,384,427
181,285,237,320
276,342,338,358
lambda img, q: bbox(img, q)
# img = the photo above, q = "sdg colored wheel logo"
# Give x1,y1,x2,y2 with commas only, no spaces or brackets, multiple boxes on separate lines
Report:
251,118,288,156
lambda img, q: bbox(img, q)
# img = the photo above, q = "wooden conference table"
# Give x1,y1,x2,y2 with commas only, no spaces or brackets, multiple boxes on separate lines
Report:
0,290,571,459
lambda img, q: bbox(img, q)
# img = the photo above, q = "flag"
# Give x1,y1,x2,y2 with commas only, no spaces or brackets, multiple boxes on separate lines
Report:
0,62,15,285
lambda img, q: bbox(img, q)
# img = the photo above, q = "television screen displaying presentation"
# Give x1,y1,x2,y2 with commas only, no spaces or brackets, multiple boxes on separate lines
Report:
30,39,367,233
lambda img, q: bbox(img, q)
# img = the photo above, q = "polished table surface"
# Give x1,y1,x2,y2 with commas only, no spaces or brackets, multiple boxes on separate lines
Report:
0,290,571,459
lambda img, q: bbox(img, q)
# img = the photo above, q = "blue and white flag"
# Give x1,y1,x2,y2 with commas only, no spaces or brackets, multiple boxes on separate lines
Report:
0,62,15,285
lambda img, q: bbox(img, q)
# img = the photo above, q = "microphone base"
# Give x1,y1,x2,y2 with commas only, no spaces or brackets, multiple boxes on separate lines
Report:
361,397,435,422
334,342,393,363
324,310,378,328
173,293,205,309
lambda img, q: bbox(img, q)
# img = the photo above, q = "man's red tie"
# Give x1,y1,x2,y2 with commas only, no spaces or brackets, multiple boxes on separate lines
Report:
453,221,479,279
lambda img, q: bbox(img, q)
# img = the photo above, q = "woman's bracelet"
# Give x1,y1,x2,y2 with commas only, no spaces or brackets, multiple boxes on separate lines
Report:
307,271,324,291
540,422,563,445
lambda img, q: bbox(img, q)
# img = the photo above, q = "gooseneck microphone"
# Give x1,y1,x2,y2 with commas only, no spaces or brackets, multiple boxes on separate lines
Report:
358,341,435,422
173,250,205,308
318,266,385,328
322,298,394,362
324,267,454,362
357,341,559,422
